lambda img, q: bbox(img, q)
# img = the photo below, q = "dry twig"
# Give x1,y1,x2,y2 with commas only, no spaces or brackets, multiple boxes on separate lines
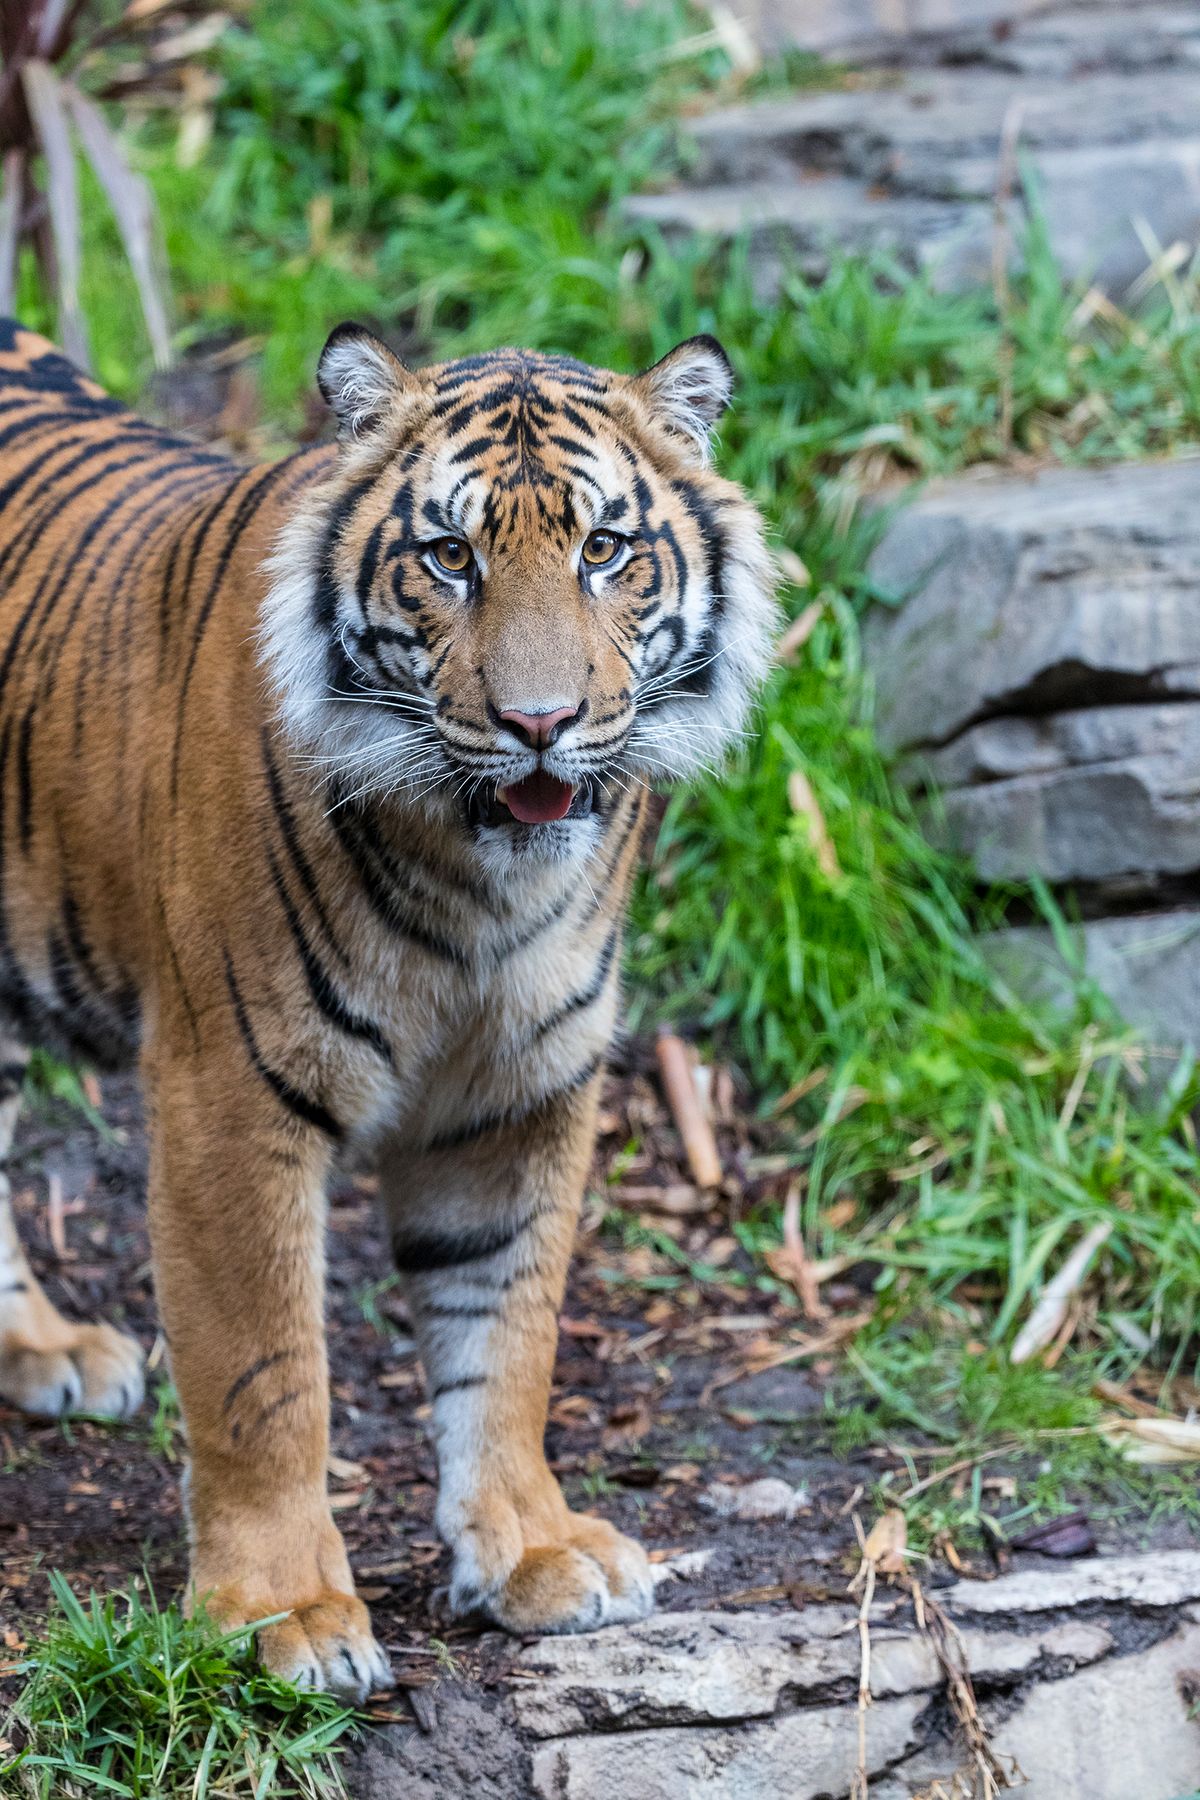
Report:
655,1030,721,1190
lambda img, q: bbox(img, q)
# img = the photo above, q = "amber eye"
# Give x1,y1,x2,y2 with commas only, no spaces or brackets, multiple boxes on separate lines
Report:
581,529,623,568
430,536,473,574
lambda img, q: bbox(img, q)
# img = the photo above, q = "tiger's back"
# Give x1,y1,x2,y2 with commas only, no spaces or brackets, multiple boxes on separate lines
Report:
0,318,328,1064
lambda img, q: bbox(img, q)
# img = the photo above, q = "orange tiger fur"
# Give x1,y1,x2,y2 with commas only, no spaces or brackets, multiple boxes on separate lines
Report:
0,317,774,1696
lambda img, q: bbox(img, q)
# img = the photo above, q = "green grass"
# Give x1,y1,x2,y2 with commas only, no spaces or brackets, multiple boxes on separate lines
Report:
1,1574,355,1798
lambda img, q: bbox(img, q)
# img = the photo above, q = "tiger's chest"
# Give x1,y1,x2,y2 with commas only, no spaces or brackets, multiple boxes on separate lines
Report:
308,875,622,1156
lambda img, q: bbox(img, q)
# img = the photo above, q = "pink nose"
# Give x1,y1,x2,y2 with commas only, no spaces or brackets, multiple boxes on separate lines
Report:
498,703,582,750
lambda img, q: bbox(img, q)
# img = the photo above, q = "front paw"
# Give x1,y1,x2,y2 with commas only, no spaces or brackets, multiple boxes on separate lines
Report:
455,1513,654,1636
207,1587,392,1703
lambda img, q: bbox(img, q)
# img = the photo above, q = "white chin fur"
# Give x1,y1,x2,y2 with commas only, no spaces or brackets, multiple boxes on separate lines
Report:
472,814,604,883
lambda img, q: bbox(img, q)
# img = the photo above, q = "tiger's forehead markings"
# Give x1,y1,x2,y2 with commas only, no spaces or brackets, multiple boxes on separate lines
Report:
416,349,625,552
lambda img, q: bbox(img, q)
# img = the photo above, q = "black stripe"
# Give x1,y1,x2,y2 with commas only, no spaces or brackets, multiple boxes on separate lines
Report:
223,1350,293,1412
266,843,393,1067
172,459,300,803
431,1374,487,1400
426,1052,603,1154
328,802,470,966
528,924,620,1043
392,1213,531,1275
223,951,342,1139
261,727,349,968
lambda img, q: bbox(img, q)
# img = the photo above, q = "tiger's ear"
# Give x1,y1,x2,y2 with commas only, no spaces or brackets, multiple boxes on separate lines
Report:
633,334,734,463
317,322,417,439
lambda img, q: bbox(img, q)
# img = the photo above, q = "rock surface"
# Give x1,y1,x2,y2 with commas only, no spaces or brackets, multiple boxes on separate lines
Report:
864,459,1200,759
629,3,1200,293
985,909,1200,1053
863,459,1200,1039
916,703,1200,883
344,1556,1200,1799
512,1565,1199,1799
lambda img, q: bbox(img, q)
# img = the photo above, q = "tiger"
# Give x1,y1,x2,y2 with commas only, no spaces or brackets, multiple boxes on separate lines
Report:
0,316,774,1697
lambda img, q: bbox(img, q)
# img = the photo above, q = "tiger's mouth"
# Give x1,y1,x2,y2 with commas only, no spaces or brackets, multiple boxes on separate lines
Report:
465,772,601,830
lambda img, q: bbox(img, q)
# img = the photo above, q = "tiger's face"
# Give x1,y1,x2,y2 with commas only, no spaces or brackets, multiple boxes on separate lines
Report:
264,327,775,878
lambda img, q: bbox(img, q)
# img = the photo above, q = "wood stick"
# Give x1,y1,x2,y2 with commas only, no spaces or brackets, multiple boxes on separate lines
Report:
655,1030,721,1189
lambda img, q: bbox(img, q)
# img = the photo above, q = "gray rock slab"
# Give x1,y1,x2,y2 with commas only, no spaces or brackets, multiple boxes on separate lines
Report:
984,909,1200,1052
722,0,1133,60
636,7,1200,293
947,1549,1200,1613
862,459,1200,755
915,703,1200,883
624,176,964,289
988,1623,1200,1800
529,1692,926,1800
514,1608,1113,1737
874,1621,1200,1798
690,72,1200,187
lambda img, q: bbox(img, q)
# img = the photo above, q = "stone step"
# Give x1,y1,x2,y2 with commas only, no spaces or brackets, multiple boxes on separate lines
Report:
630,5,1200,293
985,909,1200,1056
725,0,1191,65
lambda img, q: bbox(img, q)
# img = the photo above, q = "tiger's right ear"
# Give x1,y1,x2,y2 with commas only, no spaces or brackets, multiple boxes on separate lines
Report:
317,322,418,439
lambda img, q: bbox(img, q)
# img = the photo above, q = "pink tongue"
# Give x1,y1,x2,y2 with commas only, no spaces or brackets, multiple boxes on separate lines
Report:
500,770,576,824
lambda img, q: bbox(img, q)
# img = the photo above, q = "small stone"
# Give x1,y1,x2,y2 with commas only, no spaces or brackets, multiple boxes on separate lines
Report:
702,1476,809,1520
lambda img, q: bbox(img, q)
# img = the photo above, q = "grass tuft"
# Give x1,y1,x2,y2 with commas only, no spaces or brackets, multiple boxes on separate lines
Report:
1,1574,355,1799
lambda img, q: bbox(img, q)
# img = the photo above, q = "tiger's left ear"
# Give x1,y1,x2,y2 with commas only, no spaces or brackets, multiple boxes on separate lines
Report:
317,322,418,440
633,334,734,464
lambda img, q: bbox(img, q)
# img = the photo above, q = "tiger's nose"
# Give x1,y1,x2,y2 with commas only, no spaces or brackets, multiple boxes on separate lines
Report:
497,701,585,749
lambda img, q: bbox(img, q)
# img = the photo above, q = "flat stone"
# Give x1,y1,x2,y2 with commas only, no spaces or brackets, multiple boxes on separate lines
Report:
624,177,964,292
987,1623,1200,1800
514,1608,1113,1737
722,0,1192,66
690,72,1200,187
529,1693,926,1800
915,703,1200,883
721,0,1129,59
947,1549,1200,1614
984,910,1200,1053
862,460,1200,756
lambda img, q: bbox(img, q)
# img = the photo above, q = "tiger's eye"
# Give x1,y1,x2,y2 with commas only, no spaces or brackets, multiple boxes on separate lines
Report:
582,530,621,567
431,537,473,574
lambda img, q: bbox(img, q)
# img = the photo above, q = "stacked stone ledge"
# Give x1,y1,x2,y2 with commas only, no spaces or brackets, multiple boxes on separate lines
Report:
862,457,1200,1050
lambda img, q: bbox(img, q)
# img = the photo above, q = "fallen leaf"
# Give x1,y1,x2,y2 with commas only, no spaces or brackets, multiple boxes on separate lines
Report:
1100,1413,1200,1465
787,769,840,880
327,1453,366,1483
861,1508,908,1577
1011,1512,1096,1558
1010,1221,1112,1365
775,599,823,663
615,1182,707,1215
655,1031,722,1189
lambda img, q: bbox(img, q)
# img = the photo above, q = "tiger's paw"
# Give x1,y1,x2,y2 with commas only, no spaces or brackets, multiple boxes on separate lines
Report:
453,1512,654,1636
0,1319,144,1420
210,1587,392,1704
256,1593,393,1703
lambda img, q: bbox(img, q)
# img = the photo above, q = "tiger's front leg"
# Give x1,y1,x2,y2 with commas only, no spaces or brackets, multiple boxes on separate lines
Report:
382,1073,654,1634
146,1046,392,1701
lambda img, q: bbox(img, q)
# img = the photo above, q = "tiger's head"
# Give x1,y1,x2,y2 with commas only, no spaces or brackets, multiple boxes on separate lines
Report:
263,326,776,878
